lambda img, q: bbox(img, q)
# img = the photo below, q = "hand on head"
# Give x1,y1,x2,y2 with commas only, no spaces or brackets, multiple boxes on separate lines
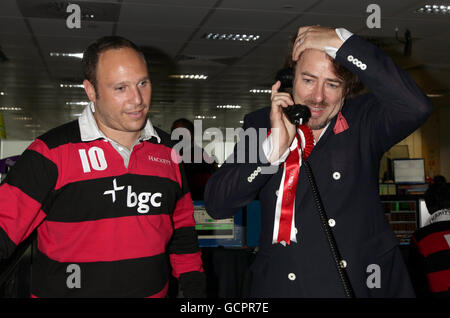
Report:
292,25,343,61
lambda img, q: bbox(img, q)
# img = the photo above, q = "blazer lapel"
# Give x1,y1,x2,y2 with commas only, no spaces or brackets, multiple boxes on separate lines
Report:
294,106,349,215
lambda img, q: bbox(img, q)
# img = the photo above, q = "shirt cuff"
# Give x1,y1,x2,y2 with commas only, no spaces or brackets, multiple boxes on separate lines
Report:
324,28,353,59
262,134,295,166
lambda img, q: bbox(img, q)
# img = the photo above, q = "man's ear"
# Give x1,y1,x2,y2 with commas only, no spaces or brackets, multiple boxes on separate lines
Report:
83,79,96,102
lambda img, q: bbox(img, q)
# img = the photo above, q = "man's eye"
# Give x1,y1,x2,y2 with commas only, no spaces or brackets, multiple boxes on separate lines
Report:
139,81,148,87
303,79,312,83
328,83,340,89
115,86,125,91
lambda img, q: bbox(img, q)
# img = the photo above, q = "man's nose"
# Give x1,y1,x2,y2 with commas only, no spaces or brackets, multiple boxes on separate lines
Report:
311,83,325,103
131,86,143,105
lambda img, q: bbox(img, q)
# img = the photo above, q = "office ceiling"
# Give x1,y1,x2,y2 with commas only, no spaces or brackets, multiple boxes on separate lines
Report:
0,0,449,140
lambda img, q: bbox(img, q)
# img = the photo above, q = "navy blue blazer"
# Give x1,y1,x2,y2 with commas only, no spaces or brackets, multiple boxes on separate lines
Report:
204,34,432,297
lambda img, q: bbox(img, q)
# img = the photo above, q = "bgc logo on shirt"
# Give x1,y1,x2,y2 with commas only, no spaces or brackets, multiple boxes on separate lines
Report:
103,178,162,213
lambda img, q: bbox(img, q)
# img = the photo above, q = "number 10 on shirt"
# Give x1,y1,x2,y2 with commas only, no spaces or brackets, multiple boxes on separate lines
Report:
78,147,108,173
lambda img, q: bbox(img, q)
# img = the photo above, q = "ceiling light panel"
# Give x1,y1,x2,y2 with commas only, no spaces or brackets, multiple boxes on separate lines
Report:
216,105,242,109
203,33,260,41
416,4,450,14
66,101,89,105
170,74,208,80
60,84,84,88
0,106,22,111
195,115,216,119
50,52,84,59
249,89,271,94
14,116,32,120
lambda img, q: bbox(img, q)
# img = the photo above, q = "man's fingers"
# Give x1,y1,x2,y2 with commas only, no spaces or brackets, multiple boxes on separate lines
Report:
271,93,294,116
297,26,311,38
271,81,293,110
293,30,309,61
272,95,294,107
270,93,294,125
293,25,340,61
293,28,317,60
271,81,281,98
292,41,305,61
292,26,322,61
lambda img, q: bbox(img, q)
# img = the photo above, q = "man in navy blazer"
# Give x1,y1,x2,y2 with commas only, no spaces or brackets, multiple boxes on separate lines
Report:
204,26,432,297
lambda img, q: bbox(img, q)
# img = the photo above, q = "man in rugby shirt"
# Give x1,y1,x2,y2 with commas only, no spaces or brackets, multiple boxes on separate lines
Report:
0,36,205,297
408,176,450,298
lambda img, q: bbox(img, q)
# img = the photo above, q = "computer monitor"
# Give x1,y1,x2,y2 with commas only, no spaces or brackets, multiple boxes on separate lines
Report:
193,201,244,247
393,158,425,184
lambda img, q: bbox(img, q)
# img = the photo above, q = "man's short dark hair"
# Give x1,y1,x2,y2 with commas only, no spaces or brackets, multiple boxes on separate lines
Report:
283,34,364,99
82,36,146,94
425,175,450,214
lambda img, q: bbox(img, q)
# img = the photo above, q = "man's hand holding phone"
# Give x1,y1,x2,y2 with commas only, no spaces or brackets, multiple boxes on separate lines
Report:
268,80,297,164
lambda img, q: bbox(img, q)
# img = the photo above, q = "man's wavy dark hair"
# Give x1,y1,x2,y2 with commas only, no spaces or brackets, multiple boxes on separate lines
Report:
283,34,364,99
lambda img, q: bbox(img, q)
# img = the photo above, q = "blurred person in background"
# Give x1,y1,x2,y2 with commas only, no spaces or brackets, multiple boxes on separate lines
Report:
171,118,217,201
408,175,450,298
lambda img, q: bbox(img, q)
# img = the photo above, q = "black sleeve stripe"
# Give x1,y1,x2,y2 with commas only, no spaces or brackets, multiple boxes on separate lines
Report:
4,149,58,205
179,271,206,298
37,120,82,149
167,226,200,255
414,221,450,242
424,250,450,273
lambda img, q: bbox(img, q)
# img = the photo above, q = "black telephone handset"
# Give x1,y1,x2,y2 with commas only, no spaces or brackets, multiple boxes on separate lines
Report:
275,68,311,125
